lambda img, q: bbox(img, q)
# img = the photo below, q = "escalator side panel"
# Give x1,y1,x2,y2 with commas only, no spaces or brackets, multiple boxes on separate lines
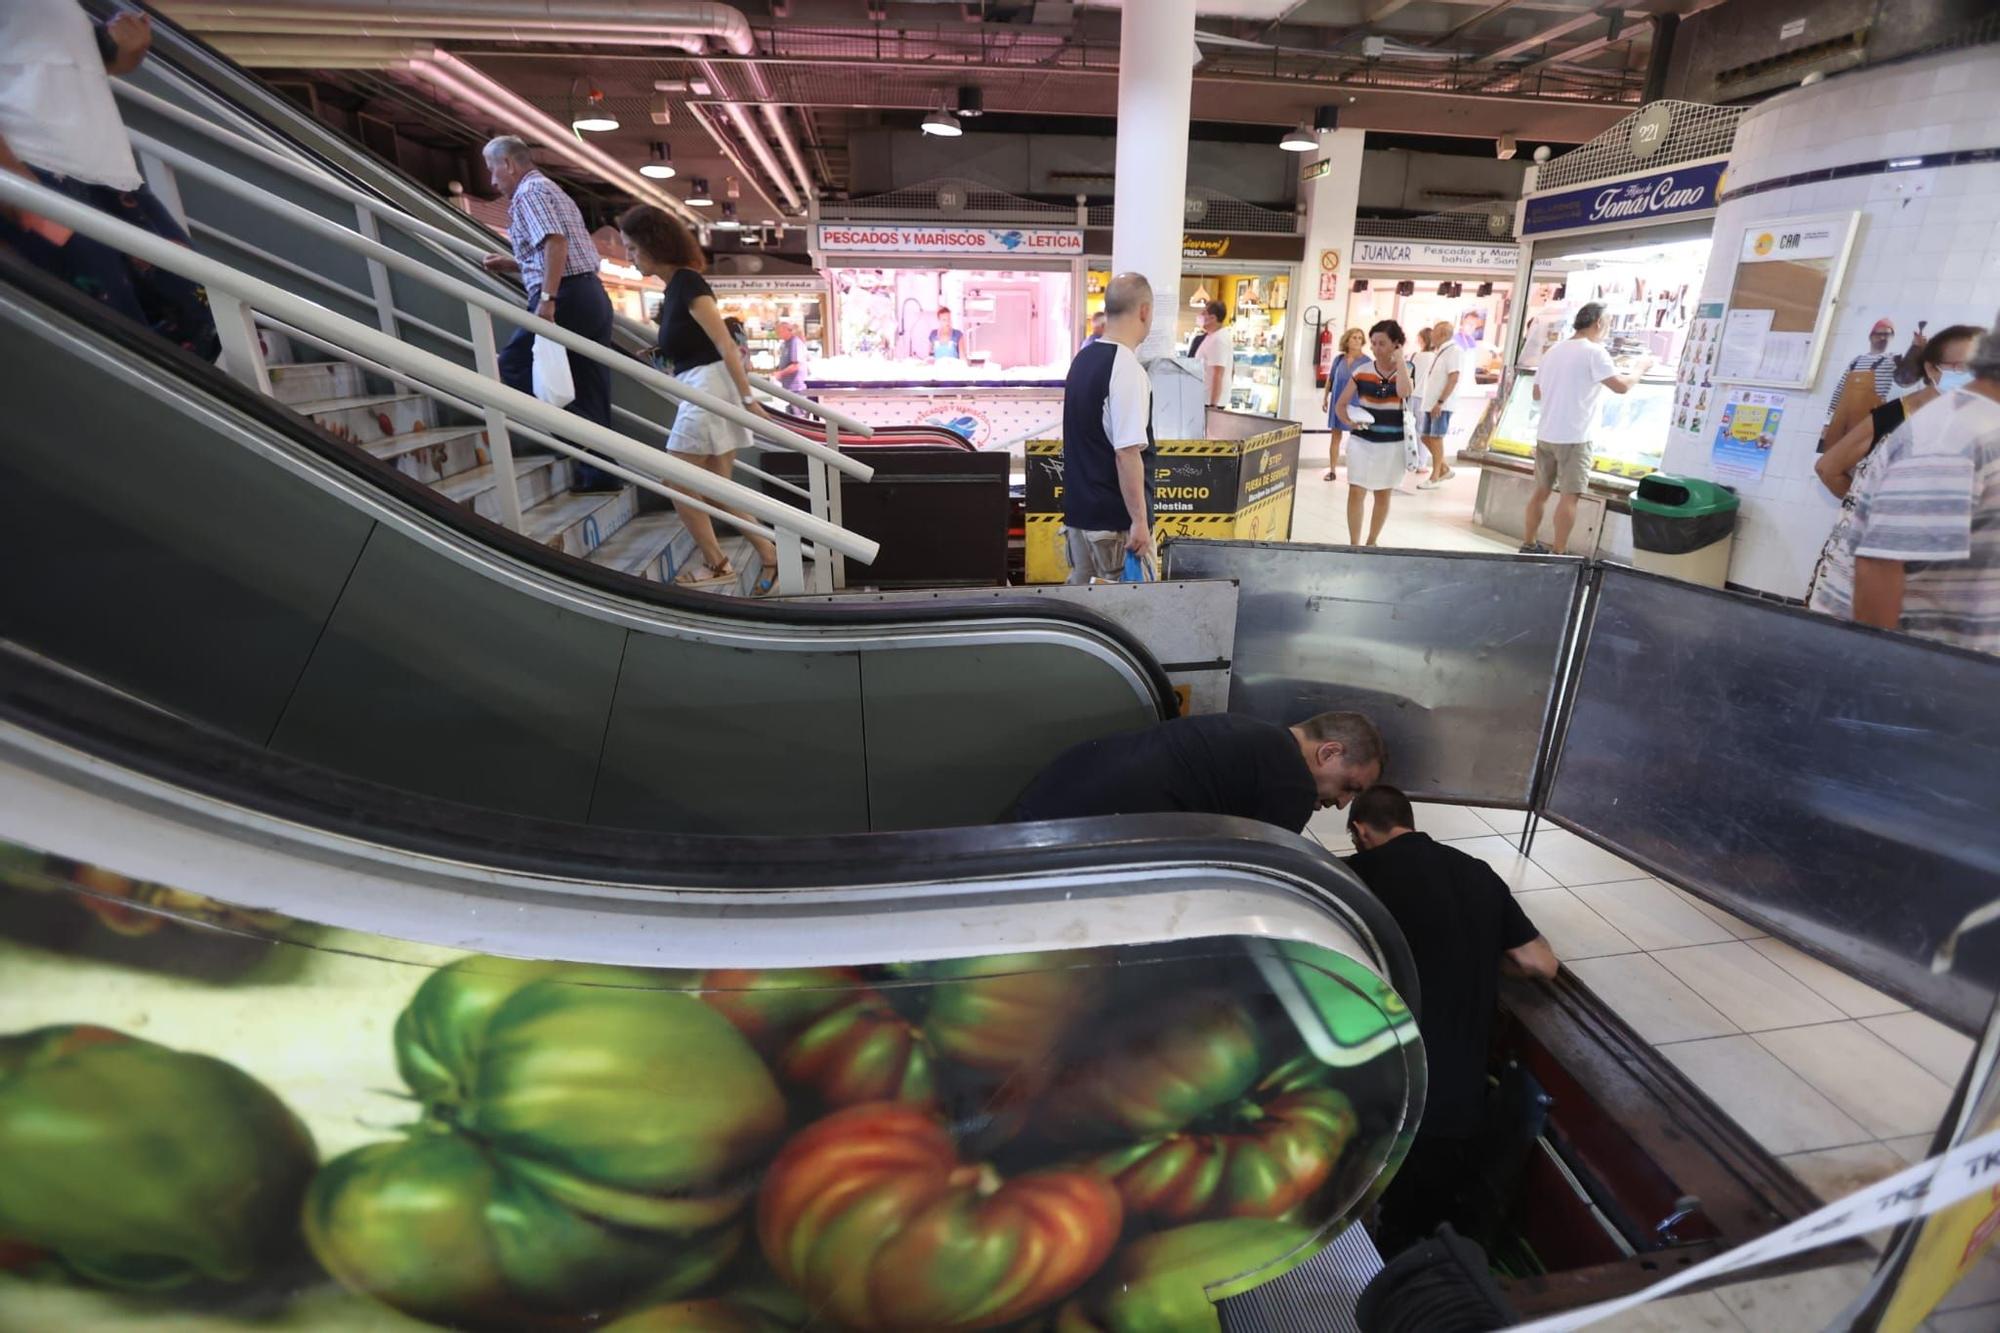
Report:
269,525,629,824
1,308,374,743
859,643,1156,830
593,633,870,834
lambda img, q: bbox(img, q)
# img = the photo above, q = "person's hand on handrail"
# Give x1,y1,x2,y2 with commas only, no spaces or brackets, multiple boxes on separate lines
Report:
480,252,518,275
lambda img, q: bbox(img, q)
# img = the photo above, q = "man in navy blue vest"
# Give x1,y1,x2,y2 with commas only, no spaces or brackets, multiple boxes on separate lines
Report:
1060,271,1156,583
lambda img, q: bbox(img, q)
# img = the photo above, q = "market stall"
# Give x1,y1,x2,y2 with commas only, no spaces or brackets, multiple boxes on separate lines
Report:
1084,228,1304,418
809,223,1082,452
1343,237,1520,450
705,271,828,383
1469,112,1734,546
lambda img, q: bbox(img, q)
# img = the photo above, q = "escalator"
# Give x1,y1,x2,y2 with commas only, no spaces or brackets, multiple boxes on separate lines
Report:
0,248,1170,835
0,639,1421,1332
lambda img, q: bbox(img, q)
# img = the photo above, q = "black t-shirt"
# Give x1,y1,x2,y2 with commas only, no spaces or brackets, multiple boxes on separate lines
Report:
1344,832,1539,1141
1006,714,1318,832
657,268,722,374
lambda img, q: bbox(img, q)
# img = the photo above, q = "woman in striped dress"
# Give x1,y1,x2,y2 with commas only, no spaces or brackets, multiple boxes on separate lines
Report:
1333,319,1415,546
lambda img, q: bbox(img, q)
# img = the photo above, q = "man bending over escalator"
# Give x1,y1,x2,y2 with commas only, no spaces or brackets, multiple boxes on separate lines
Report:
1005,710,1384,832
1343,784,1558,1257
0,2,219,359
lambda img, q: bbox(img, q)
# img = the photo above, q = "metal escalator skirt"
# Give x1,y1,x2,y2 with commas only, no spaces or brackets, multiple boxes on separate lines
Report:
1220,1222,1384,1333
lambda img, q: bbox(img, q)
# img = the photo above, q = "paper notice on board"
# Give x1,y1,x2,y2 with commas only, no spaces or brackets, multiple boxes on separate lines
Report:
1755,331,1813,383
1717,307,1774,381
1710,386,1787,481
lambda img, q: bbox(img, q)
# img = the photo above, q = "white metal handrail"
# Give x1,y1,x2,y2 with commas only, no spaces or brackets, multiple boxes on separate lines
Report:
0,170,877,591
126,129,865,483
116,79,875,442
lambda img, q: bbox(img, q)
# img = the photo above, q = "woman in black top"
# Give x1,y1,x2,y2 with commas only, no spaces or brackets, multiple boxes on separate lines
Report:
616,204,779,592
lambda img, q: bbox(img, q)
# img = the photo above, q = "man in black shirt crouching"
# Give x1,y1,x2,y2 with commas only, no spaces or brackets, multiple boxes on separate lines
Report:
1344,784,1558,1257
1005,711,1385,834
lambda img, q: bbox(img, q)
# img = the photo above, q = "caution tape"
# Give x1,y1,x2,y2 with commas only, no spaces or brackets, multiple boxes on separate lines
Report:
1516,1126,2000,1332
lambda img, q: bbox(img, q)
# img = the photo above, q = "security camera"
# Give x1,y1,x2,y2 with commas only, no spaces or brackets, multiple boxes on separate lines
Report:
1532,144,1553,164
1496,134,1517,160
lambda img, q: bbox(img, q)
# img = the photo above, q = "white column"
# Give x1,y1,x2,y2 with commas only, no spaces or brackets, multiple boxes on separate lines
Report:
1285,127,1367,425
1111,0,1196,360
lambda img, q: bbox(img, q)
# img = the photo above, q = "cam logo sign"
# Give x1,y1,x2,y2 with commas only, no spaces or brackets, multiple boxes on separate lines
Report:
1521,159,1727,237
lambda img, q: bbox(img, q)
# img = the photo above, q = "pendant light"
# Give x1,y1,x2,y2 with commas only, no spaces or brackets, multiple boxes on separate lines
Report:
1279,121,1316,152
684,177,714,207
920,98,964,137
639,142,675,179
714,203,743,231
571,83,619,134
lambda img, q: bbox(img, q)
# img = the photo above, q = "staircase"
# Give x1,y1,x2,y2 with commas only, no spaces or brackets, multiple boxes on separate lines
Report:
258,329,767,596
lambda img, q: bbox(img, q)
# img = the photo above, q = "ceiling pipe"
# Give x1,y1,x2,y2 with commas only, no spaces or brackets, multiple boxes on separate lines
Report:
408,50,707,230
683,101,778,221
205,35,434,67
700,67,802,213
158,0,819,210
173,12,708,51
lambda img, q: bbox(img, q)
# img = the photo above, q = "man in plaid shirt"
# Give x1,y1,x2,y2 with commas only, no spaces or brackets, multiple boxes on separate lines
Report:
480,135,617,489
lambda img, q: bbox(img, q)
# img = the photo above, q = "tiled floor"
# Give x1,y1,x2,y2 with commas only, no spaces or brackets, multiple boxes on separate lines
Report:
1301,799,1991,1332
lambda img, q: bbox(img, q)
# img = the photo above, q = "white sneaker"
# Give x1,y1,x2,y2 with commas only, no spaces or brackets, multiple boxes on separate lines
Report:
1415,476,1442,490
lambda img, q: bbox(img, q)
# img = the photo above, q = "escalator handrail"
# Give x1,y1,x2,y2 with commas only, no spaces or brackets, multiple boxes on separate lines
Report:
111,74,873,444
118,126,870,487
0,638,1418,1012
0,248,1179,719
613,311,874,439
775,411,979,452
0,167,876,570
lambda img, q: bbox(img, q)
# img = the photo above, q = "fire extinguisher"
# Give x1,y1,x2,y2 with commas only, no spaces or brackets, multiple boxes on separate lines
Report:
1307,307,1334,388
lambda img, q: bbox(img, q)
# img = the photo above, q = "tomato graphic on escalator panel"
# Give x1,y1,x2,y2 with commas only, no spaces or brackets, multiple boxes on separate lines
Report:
1089,1055,1360,1224
758,1101,1123,1330
0,1024,318,1293
306,955,787,1330
1042,991,1264,1143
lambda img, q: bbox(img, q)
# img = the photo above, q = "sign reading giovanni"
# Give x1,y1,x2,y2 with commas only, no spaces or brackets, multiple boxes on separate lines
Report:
816,224,1083,256
1520,159,1728,237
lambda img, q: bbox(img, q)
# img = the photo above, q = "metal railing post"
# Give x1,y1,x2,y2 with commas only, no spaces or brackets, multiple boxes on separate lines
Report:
208,293,271,395
825,418,849,590
354,204,400,338
776,528,807,597
467,304,526,534
805,454,832,595
135,152,190,233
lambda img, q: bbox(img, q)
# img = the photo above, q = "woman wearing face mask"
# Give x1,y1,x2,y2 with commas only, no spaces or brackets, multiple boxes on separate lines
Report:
1807,323,1983,611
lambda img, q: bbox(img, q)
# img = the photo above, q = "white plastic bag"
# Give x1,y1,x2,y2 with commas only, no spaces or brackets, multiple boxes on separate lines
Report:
531,335,575,408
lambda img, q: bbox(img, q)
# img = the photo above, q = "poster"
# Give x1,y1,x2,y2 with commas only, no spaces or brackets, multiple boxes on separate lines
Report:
1671,303,1723,438
1708,386,1788,481
1714,213,1860,388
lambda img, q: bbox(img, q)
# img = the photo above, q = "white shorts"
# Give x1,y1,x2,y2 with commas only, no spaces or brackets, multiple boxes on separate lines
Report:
665,360,753,457
1345,436,1404,492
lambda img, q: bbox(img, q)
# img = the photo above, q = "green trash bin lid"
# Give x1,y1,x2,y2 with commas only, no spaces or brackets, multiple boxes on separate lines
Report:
1630,473,1740,519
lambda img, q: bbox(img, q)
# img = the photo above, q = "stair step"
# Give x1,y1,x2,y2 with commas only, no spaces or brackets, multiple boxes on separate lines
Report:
361,424,489,464
297,392,436,445
521,486,637,559
269,359,367,406
435,455,560,504
587,512,683,581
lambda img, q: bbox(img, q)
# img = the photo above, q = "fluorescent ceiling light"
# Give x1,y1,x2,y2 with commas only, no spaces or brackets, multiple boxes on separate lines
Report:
921,108,964,137
1279,122,1316,151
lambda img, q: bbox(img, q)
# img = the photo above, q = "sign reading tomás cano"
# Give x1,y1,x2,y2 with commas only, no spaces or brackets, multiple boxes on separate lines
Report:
816,224,1084,256
1520,158,1728,237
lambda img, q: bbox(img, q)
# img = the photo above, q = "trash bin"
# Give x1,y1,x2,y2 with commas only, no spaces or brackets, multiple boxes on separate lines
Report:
1629,474,1739,588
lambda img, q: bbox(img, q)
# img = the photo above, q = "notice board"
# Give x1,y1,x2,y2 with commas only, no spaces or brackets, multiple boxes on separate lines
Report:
1714,212,1860,389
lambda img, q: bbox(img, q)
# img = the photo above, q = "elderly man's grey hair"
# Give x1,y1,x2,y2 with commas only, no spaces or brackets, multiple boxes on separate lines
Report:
482,135,535,165
1973,311,2000,384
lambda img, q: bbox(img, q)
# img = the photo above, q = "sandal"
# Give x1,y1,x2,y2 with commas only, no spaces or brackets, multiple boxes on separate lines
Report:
1323,469,1337,481
674,559,736,587
753,565,780,597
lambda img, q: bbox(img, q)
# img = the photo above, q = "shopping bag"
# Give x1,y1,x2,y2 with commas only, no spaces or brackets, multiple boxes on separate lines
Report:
531,335,576,408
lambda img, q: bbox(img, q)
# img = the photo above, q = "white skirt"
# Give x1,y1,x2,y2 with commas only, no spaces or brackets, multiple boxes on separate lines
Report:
1346,435,1404,492
665,359,753,457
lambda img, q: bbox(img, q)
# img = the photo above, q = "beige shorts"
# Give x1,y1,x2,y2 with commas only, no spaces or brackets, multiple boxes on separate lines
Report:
1534,439,1593,495
1062,525,1127,584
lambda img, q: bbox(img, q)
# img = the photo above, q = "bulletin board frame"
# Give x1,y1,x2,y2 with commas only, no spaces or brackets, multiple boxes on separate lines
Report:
1713,210,1861,390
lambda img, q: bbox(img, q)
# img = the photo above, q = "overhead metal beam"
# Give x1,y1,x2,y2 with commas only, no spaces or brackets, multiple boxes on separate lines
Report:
1427,0,1529,48
1475,9,1601,64
1516,14,1653,72
1364,0,1419,23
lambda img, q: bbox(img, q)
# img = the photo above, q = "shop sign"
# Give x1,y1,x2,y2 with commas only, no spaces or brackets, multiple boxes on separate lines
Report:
1300,157,1331,182
815,224,1083,256
1627,104,1674,160
1520,158,1728,237
1178,232,1308,262
1351,240,1520,272
705,276,826,292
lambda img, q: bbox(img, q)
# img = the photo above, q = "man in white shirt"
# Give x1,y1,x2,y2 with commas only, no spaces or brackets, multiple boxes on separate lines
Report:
0,2,218,358
1060,271,1155,582
1417,319,1463,489
1523,302,1647,553
1193,299,1234,408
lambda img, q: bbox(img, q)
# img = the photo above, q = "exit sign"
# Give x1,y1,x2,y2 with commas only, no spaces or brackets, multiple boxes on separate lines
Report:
1301,158,1331,182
